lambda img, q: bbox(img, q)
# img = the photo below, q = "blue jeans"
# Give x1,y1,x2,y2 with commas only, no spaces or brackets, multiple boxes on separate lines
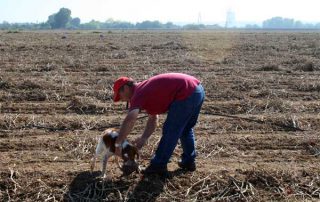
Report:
151,84,205,167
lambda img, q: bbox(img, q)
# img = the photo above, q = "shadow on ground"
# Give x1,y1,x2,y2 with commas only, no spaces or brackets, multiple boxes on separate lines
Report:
64,169,187,201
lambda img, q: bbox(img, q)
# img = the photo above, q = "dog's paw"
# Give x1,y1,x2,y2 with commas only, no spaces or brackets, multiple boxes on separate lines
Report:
90,160,96,172
101,174,112,181
90,165,96,173
137,165,142,173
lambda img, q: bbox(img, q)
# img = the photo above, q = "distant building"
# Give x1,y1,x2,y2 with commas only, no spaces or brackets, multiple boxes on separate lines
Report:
225,9,236,28
198,12,202,25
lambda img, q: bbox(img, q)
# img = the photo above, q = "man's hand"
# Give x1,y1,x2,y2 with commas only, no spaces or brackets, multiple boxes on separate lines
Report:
115,146,122,157
134,115,157,150
114,109,139,157
134,137,147,150
116,109,139,145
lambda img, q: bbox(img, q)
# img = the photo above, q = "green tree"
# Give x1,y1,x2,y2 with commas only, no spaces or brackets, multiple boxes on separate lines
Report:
0,21,10,29
80,20,101,29
136,21,163,29
47,8,72,29
263,17,295,29
39,22,51,29
164,22,179,29
53,8,71,29
70,17,81,28
47,14,56,28
183,24,205,30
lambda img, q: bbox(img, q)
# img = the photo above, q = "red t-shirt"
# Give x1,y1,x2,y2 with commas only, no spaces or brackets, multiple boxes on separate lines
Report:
129,73,200,115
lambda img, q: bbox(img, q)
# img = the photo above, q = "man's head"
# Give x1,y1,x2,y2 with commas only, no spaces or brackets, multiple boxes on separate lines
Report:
113,77,134,102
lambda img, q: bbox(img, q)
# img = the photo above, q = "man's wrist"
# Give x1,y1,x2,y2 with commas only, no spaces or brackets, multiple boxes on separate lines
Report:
140,136,148,144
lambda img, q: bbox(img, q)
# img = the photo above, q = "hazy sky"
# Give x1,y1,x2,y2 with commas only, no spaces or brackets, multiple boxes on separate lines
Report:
1,0,320,24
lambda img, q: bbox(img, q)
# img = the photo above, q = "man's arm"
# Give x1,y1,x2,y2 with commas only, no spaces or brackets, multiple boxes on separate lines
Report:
142,114,158,140
135,114,158,149
115,109,139,145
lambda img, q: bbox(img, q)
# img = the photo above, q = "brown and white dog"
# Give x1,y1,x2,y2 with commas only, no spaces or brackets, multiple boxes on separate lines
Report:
90,128,140,178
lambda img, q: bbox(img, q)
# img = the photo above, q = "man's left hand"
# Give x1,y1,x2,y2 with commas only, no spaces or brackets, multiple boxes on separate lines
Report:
134,137,147,150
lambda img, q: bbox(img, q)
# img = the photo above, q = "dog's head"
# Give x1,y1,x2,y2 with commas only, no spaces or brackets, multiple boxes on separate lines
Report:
101,128,141,175
121,144,140,175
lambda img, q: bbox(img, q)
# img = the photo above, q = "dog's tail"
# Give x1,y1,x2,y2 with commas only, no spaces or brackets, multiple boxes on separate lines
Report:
90,137,106,172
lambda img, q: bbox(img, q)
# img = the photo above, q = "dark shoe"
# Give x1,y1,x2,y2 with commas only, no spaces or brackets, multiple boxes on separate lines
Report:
142,164,168,175
178,161,196,171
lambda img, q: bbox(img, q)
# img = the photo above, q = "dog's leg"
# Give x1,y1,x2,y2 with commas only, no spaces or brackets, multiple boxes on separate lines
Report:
90,154,97,173
101,153,111,179
136,165,142,174
91,137,106,172
91,137,106,173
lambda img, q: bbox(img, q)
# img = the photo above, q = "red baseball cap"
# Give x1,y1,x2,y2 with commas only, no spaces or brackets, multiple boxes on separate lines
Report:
113,77,133,102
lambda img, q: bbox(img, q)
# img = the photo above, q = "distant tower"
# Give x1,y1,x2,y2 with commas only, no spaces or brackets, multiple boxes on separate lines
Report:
225,9,236,28
197,12,202,24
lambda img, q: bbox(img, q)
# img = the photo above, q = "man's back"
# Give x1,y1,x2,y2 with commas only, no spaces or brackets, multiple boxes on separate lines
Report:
129,73,200,115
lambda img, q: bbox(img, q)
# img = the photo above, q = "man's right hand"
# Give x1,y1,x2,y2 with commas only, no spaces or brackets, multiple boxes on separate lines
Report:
134,137,147,150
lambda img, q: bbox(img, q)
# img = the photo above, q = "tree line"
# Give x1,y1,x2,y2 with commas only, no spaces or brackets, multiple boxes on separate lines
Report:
0,8,204,30
249,17,320,29
1,8,320,30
